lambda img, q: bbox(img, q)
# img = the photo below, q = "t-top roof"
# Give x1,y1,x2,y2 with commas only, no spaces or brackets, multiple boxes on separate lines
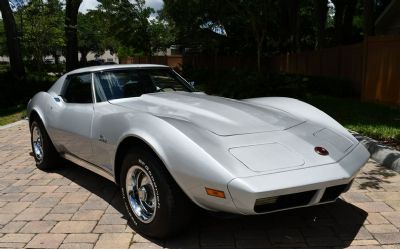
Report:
67,64,169,75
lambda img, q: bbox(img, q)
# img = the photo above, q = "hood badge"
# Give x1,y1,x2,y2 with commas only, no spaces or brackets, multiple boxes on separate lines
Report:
315,146,329,156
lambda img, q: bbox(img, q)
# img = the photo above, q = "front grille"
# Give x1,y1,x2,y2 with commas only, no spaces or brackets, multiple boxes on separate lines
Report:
254,190,317,213
320,184,349,202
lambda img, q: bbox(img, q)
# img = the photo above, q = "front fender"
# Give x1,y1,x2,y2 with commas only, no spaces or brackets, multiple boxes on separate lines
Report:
101,112,241,213
27,91,56,130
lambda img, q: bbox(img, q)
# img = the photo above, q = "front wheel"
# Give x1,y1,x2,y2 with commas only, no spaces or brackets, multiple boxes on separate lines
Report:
120,148,193,238
30,120,59,170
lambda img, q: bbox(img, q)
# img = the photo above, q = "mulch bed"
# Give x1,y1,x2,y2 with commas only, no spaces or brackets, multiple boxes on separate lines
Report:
380,138,400,151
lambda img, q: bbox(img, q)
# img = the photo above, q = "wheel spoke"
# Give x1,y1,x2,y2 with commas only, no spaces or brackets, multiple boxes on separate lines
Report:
141,200,153,214
148,195,156,208
37,145,43,158
141,175,149,186
135,171,142,191
130,175,136,189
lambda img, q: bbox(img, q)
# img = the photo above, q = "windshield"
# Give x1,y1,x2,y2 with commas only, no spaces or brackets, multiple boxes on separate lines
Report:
94,68,193,101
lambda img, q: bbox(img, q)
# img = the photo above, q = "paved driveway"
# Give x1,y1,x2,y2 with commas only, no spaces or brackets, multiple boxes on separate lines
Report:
0,121,400,249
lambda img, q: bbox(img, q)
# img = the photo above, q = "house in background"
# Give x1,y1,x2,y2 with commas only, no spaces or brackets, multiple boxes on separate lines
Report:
153,45,182,56
0,55,9,63
81,50,119,64
375,0,400,35
0,49,120,65
44,50,119,64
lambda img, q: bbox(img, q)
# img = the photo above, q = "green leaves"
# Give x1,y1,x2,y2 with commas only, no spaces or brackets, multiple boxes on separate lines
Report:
78,11,106,59
96,0,175,57
19,0,64,68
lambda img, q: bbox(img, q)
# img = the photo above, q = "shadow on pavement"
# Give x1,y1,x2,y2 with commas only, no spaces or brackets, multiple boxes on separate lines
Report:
52,160,368,248
357,163,397,190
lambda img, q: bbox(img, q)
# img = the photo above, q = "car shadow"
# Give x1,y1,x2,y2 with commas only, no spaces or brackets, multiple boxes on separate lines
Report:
50,161,368,249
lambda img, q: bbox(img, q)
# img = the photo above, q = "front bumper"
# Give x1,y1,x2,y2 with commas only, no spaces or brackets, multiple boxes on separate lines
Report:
227,143,370,214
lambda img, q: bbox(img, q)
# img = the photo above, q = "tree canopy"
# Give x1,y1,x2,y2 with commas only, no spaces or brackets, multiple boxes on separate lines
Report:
78,10,105,63
20,0,64,69
0,0,394,75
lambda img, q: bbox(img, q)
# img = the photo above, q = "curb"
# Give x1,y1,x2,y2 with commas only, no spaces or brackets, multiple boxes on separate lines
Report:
0,119,28,130
352,132,400,173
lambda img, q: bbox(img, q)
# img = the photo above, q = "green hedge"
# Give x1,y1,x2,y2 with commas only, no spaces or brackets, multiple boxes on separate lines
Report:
0,71,57,108
183,68,357,99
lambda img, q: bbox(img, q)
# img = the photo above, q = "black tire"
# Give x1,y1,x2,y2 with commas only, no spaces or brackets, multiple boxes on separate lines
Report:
120,147,193,238
30,120,59,170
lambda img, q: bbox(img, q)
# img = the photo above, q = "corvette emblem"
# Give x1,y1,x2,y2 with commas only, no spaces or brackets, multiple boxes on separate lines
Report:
314,146,329,156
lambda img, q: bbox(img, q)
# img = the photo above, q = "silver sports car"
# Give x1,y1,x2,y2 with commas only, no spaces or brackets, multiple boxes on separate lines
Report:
28,64,370,238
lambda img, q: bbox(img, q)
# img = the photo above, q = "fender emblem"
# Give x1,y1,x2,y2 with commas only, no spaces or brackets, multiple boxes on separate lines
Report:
315,146,329,156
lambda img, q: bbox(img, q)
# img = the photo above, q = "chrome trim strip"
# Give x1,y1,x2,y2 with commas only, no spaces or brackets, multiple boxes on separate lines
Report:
62,153,115,183
91,72,97,103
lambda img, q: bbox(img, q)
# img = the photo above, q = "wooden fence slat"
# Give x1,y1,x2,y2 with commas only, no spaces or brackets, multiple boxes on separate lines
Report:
269,36,400,106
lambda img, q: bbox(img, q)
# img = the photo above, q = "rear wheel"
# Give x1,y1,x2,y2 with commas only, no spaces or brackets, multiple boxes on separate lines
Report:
30,120,59,170
120,147,193,238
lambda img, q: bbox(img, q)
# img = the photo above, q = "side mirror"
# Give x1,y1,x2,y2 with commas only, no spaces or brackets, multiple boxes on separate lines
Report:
189,81,195,87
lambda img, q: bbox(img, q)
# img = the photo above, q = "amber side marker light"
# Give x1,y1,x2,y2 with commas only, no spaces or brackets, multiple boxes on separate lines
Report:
205,187,226,198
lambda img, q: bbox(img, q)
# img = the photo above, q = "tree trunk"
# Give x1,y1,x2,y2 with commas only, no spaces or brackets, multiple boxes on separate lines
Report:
53,52,59,65
332,0,345,45
65,0,82,72
343,0,357,44
289,0,300,52
80,50,88,64
314,0,328,49
0,0,25,77
256,40,262,73
279,0,298,52
363,0,374,36
250,19,265,73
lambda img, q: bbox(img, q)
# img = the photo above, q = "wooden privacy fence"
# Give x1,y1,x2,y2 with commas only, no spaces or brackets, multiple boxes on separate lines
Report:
121,36,400,106
271,35,400,106
363,36,400,106
181,55,270,72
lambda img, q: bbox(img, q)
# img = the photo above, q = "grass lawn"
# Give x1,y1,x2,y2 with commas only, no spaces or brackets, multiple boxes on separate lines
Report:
0,105,27,126
305,96,400,141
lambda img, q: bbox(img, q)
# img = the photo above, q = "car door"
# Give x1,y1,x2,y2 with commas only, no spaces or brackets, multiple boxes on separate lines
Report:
89,71,134,172
48,73,95,162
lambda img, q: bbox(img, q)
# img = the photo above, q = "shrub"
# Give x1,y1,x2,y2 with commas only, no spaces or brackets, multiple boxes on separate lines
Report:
0,71,57,108
182,68,358,99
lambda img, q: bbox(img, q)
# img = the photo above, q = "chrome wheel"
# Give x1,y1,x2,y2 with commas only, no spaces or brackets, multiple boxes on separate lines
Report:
32,125,43,163
125,165,157,223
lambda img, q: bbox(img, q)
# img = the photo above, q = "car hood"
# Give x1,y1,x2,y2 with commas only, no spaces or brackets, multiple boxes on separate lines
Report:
109,92,305,136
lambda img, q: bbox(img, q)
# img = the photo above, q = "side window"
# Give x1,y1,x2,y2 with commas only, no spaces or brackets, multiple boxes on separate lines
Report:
94,70,143,101
62,74,93,104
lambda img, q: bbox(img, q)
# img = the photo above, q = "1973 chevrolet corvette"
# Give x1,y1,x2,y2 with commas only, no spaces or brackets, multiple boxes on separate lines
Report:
27,64,370,238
